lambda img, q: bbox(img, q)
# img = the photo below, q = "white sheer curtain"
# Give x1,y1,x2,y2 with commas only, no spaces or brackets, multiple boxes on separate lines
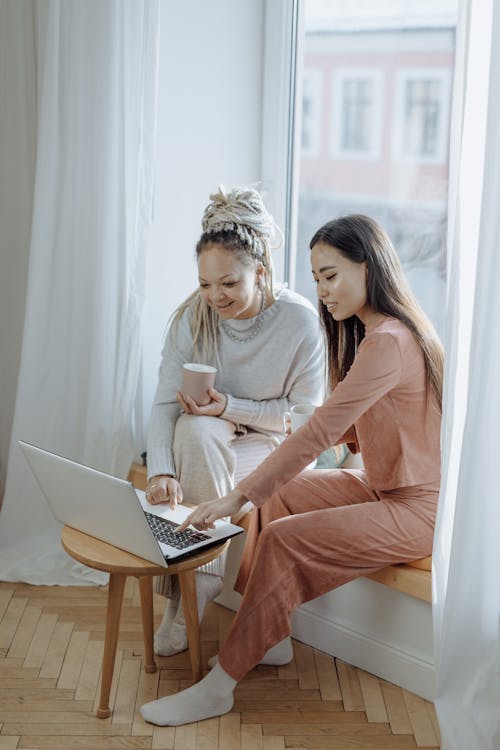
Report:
433,0,500,747
0,0,159,585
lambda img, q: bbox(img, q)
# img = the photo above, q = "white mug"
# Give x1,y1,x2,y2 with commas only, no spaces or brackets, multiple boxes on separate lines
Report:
283,403,317,469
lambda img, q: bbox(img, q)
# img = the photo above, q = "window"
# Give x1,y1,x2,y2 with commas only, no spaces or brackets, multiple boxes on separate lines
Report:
331,70,383,160
393,69,452,163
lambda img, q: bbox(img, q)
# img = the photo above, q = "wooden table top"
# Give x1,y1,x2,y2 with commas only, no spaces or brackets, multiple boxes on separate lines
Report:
61,525,230,576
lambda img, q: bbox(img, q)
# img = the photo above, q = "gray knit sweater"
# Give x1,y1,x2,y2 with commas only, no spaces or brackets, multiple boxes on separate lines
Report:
146,288,325,479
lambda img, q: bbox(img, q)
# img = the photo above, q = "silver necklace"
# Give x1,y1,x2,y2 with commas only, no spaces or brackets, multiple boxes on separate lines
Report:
219,291,266,344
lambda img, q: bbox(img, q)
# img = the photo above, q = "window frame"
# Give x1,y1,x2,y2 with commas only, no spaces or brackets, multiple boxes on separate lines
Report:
260,0,302,287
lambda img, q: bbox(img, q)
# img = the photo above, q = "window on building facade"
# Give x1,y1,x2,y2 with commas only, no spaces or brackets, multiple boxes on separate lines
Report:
329,71,383,159
342,78,372,150
292,0,458,340
393,69,451,163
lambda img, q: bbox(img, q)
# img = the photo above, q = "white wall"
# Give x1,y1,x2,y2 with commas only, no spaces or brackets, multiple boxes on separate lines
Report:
137,0,265,450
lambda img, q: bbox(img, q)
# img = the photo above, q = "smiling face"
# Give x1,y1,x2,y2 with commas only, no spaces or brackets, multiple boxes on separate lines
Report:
198,244,264,320
311,241,373,324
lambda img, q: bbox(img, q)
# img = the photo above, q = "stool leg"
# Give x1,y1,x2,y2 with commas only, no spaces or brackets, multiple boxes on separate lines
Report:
97,572,126,719
179,569,203,682
138,576,156,674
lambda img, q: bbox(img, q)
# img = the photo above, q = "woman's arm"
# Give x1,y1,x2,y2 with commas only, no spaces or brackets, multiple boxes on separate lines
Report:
237,330,402,506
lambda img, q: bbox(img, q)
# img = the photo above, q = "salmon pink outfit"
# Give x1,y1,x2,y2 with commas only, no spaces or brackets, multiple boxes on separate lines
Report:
217,318,441,682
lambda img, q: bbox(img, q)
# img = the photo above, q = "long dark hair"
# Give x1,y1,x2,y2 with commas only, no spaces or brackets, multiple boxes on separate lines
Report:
310,215,444,409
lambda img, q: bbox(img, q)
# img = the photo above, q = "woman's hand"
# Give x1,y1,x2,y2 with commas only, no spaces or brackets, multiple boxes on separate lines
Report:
177,387,227,417
146,475,183,511
176,488,248,532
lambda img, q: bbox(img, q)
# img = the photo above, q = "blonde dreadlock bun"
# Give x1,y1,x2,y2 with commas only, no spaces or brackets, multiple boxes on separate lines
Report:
201,185,280,263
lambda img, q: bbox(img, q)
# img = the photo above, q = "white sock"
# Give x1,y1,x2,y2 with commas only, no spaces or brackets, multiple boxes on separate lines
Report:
155,572,222,657
208,635,293,669
141,661,236,726
154,594,179,640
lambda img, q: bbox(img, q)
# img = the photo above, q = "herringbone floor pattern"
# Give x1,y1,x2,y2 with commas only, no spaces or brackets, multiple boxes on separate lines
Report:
0,579,441,749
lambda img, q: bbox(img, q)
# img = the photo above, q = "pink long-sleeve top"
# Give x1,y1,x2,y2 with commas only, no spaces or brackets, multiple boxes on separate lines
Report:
238,317,441,506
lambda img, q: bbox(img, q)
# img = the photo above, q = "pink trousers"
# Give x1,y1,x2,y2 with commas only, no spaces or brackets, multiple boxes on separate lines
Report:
218,468,439,682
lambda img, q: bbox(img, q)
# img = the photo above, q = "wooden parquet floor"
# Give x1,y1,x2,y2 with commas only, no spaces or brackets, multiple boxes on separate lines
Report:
0,579,441,749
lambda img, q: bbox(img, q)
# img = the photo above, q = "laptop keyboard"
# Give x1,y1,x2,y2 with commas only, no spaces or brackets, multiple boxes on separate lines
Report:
144,511,211,550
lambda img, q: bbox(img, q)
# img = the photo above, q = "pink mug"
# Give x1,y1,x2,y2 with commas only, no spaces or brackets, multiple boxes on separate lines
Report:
181,363,217,406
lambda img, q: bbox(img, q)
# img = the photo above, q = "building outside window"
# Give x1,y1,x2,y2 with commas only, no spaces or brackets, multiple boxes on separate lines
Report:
292,0,458,340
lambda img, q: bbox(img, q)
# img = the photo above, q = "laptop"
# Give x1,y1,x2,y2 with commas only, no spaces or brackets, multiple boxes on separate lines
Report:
18,441,244,567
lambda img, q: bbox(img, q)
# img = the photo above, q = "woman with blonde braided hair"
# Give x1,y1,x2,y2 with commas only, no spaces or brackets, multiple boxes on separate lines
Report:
146,185,324,657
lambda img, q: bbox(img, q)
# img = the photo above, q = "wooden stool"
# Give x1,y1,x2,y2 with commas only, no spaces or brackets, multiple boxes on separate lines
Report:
61,525,229,718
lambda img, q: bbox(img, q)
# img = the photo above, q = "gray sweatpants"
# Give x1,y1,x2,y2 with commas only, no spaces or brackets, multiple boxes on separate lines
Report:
155,413,280,595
